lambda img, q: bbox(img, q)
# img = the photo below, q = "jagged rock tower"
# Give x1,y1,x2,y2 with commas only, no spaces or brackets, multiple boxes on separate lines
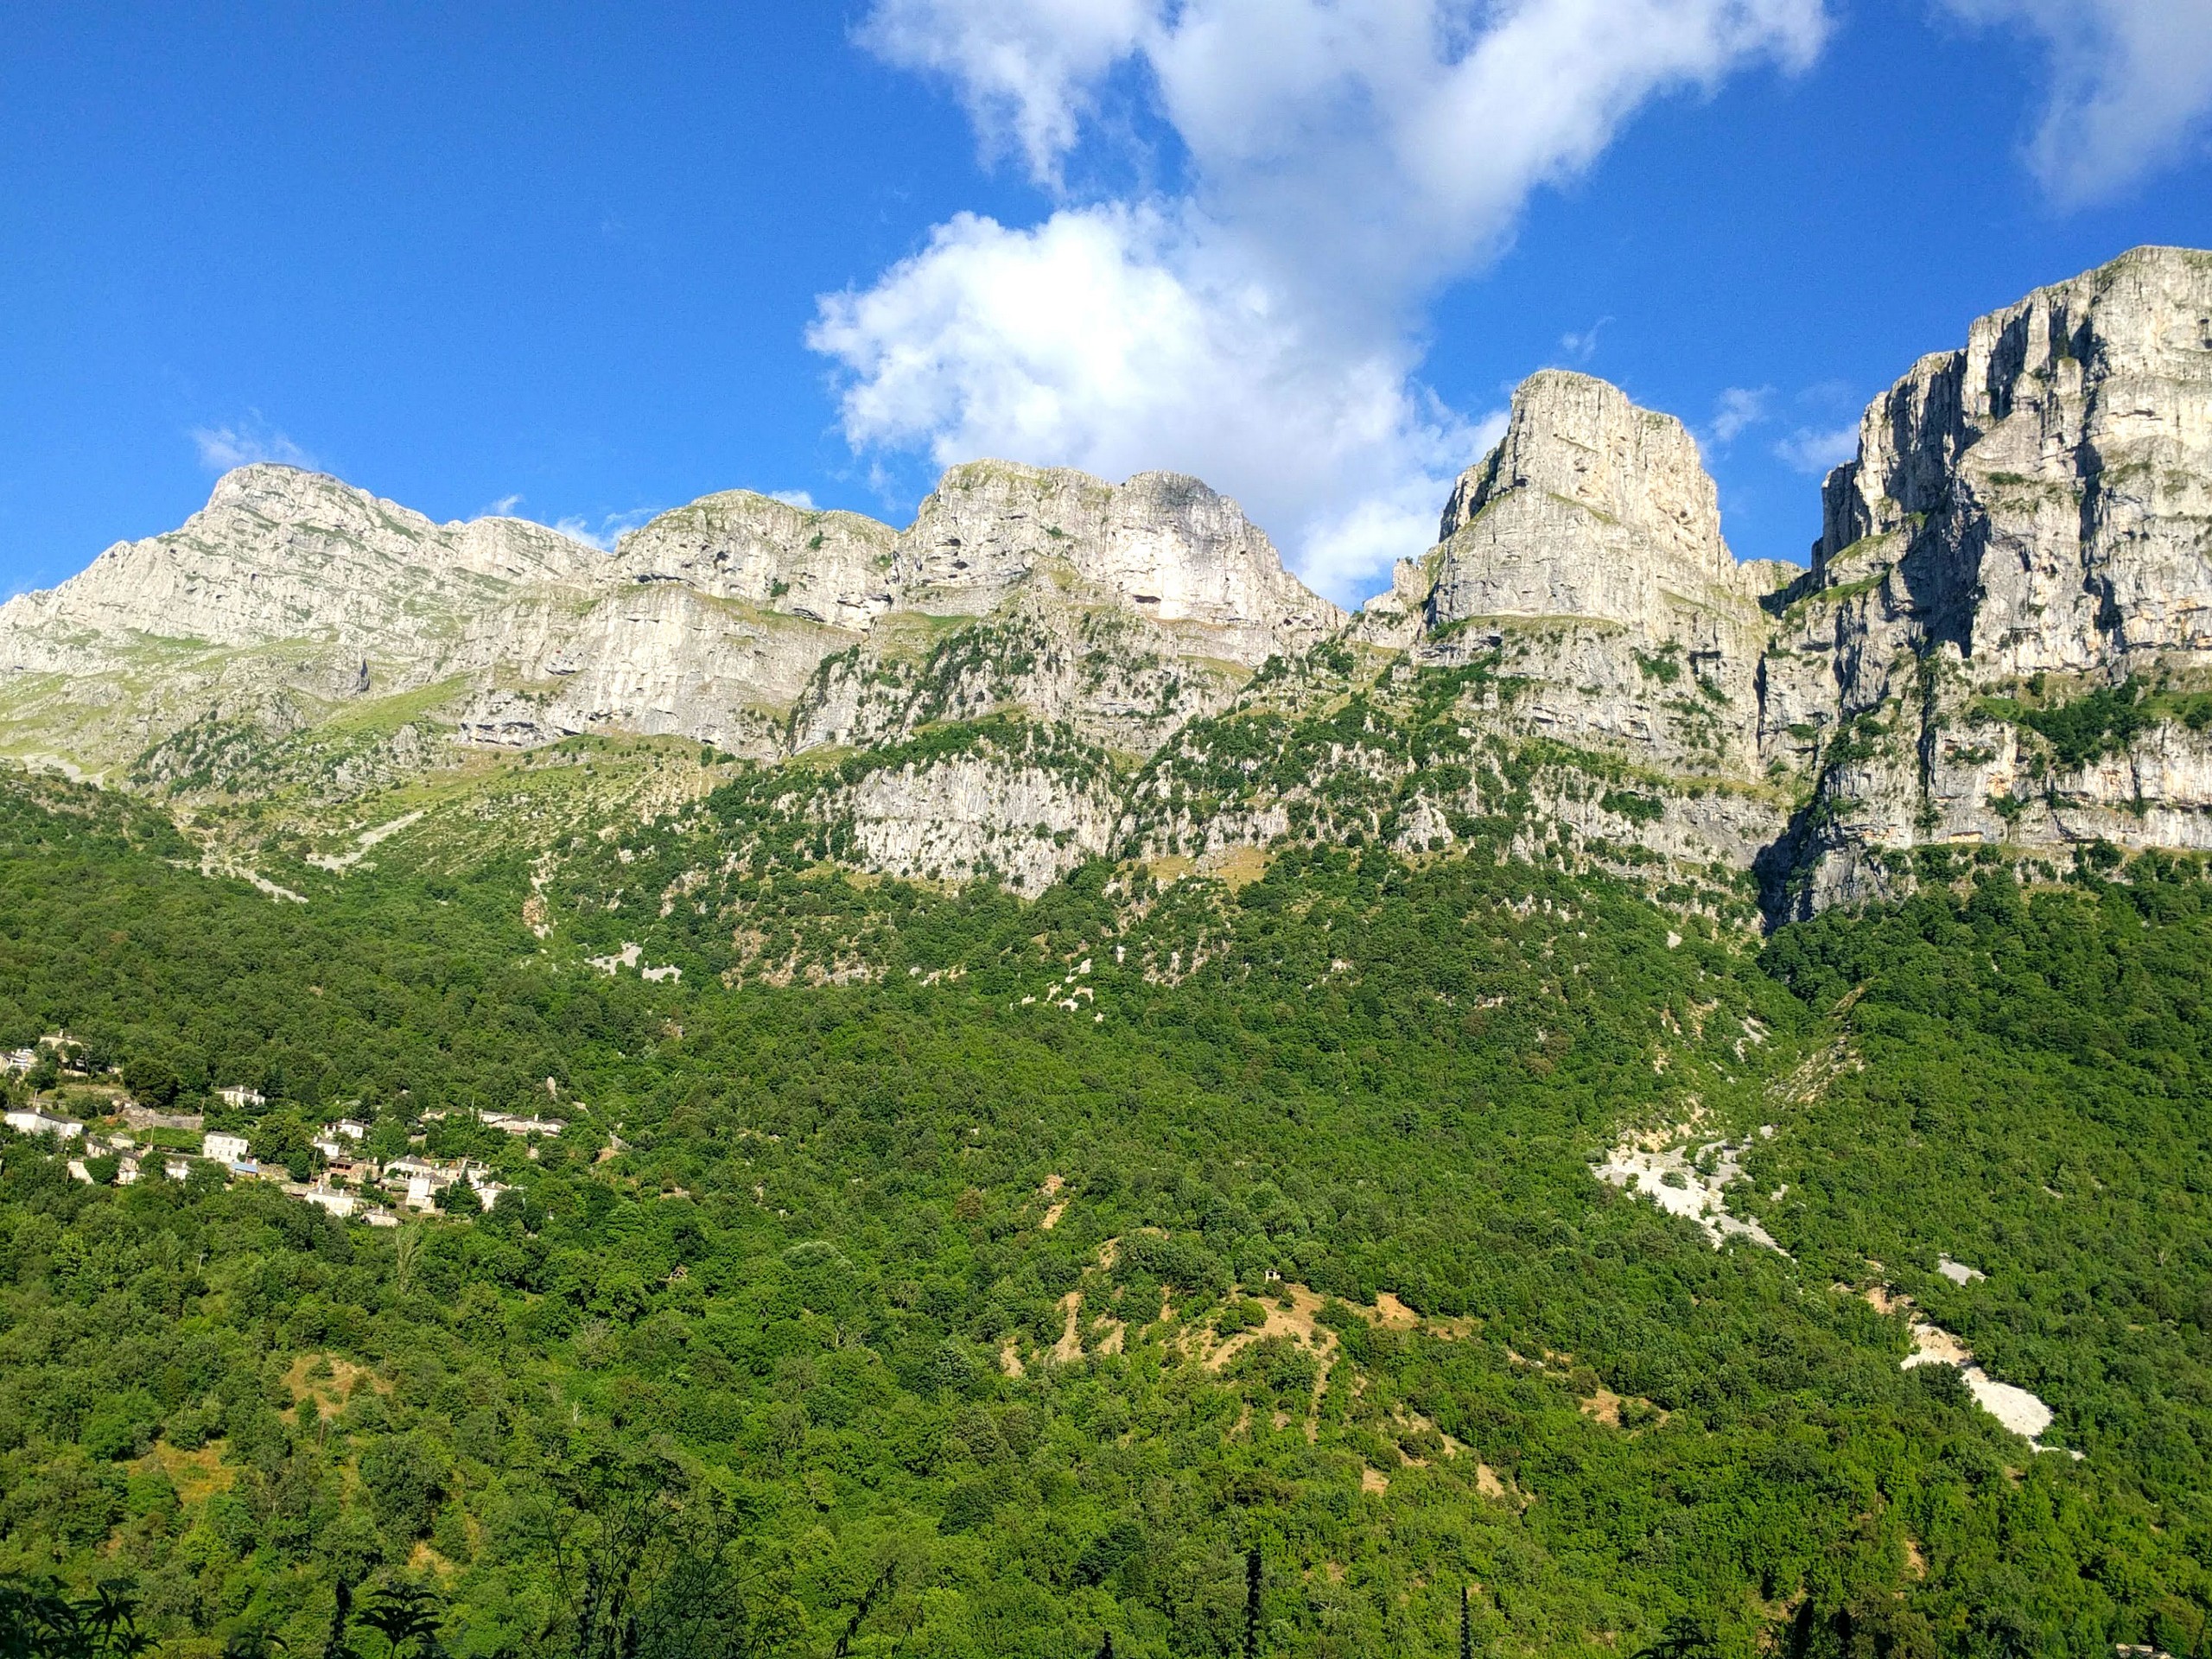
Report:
0,247,2206,921
1760,245,2212,913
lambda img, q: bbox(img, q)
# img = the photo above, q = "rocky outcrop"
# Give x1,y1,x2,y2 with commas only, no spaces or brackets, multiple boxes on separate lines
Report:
0,465,600,674
893,462,1343,662
6,251,2208,917
1764,246,2212,914
0,456,1341,764
0,454,1341,893
1350,372,1798,882
609,492,897,632
1399,372,1791,781
848,751,1121,898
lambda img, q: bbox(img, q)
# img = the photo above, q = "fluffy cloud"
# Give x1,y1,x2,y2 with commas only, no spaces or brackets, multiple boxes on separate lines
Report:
190,416,313,473
859,0,1151,185
1946,0,2212,200
1708,385,1775,445
809,204,1491,600
550,507,663,552
1559,318,1613,364
1773,423,1859,475
817,0,1829,603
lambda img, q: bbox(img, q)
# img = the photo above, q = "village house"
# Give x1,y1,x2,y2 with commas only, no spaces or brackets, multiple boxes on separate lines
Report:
5,1109,84,1141
202,1131,251,1163
384,1154,460,1211
217,1085,264,1109
296,1184,356,1219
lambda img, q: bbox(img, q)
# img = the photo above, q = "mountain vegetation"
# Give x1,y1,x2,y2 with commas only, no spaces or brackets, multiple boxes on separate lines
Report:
0,767,2206,1659
0,246,2207,1657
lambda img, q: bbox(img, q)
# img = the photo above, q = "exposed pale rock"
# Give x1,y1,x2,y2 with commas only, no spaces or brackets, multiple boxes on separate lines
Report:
786,592,1248,760
0,455,1341,789
510,584,856,758
610,492,896,631
1433,369,1740,597
1766,247,2212,913
10,251,2212,917
0,465,601,671
894,461,1343,663
1815,245,2212,678
1406,372,1789,782
848,753,1121,898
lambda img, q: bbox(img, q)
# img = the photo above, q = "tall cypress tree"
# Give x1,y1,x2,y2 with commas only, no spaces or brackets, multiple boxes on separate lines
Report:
1245,1548,1262,1659
1461,1585,1472,1659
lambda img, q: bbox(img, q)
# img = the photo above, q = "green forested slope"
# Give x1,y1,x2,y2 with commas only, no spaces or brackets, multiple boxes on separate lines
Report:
0,775,2205,1659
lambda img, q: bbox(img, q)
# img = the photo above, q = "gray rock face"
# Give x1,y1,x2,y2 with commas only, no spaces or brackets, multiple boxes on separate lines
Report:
1767,246,2212,913
5,249,2207,916
1372,371,1795,876
848,751,1121,898
1414,371,1785,780
0,453,1342,893
0,465,601,677
1815,245,2212,679
893,461,1343,660
610,492,897,632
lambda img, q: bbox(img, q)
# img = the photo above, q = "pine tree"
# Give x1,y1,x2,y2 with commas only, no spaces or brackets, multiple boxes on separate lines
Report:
1245,1548,1262,1659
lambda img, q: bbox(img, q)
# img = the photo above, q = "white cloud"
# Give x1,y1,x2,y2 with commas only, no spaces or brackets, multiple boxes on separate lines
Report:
1945,0,2212,200
822,0,1829,603
190,415,313,473
1774,423,1858,474
768,489,818,509
478,493,526,518
1709,385,1774,444
810,204,1492,601
857,0,1152,185
550,507,662,552
1559,318,1612,363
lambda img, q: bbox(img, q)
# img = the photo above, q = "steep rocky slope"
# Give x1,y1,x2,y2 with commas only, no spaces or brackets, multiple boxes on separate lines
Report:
0,456,1338,894
1354,370,1796,874
1761,245,2212,913
2,247,2207,918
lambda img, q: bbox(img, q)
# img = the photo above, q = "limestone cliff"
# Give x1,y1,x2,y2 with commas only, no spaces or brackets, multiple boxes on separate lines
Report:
4,249,2209,920
0,465,599,673
1406,372,1786,777
1764,245,2212,913
608,492,897,632
0,454,1341,892
891,461,1341,664
1365,371,1796,874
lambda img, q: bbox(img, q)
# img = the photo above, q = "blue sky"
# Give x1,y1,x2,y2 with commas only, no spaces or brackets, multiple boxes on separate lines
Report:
2,0,2208,605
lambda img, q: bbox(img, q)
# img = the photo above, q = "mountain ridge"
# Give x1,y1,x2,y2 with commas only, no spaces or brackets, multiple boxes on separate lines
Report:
2,245,2207,920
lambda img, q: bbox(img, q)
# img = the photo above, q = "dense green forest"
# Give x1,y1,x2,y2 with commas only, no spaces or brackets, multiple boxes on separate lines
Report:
0,772,2206,1659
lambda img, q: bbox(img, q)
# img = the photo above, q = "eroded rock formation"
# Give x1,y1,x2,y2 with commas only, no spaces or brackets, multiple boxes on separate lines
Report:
3,248,2207,917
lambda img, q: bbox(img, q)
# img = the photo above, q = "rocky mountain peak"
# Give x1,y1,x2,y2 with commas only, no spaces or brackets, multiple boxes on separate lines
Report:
611,490,897,632
3,249,2209,925
1420,370,1758,643
1437,370,1732,583
893,460,1341,661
